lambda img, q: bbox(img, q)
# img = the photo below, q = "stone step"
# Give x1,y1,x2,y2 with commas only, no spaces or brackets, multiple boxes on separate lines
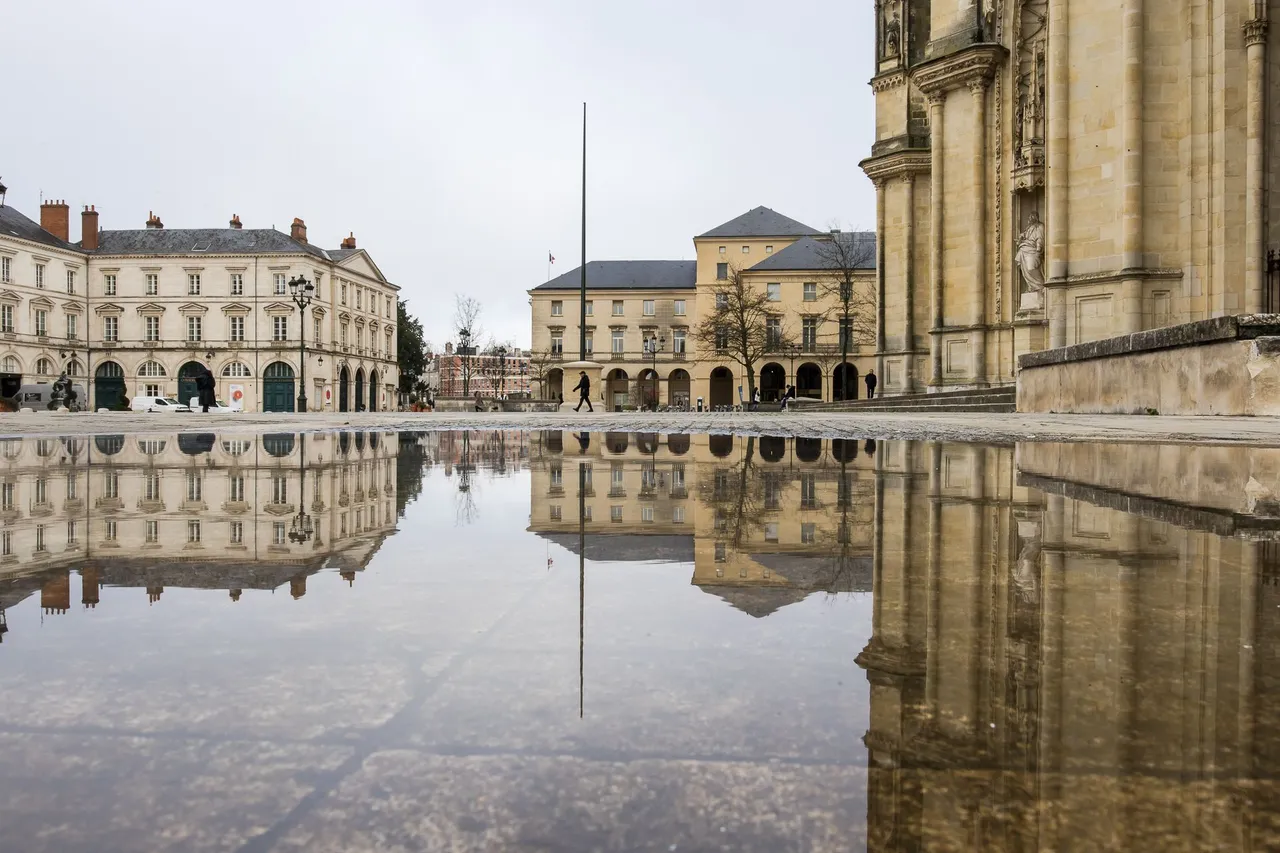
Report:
800,386,1016,414
814,402,1016,414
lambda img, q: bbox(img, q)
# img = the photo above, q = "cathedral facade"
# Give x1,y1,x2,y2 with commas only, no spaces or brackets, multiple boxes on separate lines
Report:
864,0,1277,394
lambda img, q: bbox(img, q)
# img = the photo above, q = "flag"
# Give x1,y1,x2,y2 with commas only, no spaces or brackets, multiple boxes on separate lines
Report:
548,252,555,264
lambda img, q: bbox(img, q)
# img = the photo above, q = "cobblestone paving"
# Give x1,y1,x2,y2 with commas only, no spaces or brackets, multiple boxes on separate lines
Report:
1,409,1279,445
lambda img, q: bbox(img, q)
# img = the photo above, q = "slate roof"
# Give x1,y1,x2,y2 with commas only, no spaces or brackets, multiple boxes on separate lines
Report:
87,227,332,260
533,260,696,291
0,204,80,252
535,532,695,563
748,232,877,272
328,248,359,262
697,206,823,239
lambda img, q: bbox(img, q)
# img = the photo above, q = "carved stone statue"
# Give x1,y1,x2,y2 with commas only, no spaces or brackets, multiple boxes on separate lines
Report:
883,10,901,59
48,373,73,411
1016,212,1045,291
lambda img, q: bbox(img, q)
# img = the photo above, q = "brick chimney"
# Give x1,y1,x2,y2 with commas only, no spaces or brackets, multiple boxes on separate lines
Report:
145,210,163,229
290,217,307,243
229,214,242,230
340,232,357,249
40,199,70,242
81,205,99,251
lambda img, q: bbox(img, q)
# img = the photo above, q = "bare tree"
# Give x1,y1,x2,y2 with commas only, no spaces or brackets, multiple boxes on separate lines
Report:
696,436,765,554
692,265,793,402
814,231,877,400
453,295,483,396
526,348,556,400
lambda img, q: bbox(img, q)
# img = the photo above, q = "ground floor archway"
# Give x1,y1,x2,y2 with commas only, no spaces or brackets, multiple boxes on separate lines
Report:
545,368,564,402
709,366,734,410
338,366,350,412
667,369,690,408
178,361,205,408
760,362,785,403
605,368,629,411
263,361,295,412
833,362,858,401
637,369,659,410
797,362,823,399
354,369,365,411
369,369,379,411
94,361,126,410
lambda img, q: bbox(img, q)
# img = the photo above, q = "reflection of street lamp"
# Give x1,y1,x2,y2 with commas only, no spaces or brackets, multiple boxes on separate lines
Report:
288,275,315,412
457,328,475,396
288,434,314,544
643,335,665,410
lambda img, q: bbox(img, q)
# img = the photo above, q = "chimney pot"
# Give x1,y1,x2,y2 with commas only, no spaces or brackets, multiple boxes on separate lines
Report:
340,231,357,249
39,198,70,242
290,217,307,243
229,214,242,230
145,211,164,229
81,204,100,251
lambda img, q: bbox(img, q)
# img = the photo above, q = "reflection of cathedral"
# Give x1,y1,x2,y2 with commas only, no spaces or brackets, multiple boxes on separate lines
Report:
0,430,402,638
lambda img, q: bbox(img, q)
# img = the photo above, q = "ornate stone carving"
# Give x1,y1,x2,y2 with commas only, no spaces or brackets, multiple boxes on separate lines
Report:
1245,18,1270,47
870,70,908,94
881,0,902,60
911,44,1007,97
1016,211,1046,310
1011,0,1048,191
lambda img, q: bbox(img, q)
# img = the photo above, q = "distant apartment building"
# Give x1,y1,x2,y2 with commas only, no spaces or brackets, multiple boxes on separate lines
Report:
435,342,531,398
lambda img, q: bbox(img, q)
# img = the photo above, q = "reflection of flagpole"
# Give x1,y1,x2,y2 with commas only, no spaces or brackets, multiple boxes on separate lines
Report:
578,460,586,719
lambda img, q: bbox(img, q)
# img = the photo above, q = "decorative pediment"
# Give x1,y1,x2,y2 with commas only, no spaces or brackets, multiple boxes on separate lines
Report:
369,321,380,332
94,303,124,317
178,302,209,316
263,302,295,317
221,302,252,317
0,290,21,305
30,296,54,310
353,316,366,328
136,302,166,317
62,300,85,314
338,311,352,323
311,306,327,317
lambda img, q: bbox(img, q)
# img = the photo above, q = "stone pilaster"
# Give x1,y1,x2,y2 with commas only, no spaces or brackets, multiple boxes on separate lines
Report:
969,77,991,386
1047,0,1070,348
928,92,946,388
1246,17,1269,313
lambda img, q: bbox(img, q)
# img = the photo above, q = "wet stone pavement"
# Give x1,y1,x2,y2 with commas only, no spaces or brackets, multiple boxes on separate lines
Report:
0,428,1278,851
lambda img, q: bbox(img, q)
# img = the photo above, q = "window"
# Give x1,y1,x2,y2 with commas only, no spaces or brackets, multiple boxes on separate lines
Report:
715,542,726,563
610,505,623,523
551,333,563,355
231,273,244,296
144,384,160,397
103,471,119,500
766,317,782,349
187,273,201,295
35,524,46,552
1,305,13,333
585,331,593,354
803,282,817,302
340,324,348,347
801,473,817,508
35,478,47,504
672,328,686,354
643,300,655,316
386,296,392,316
145,519,159,543
612,300,624,316
222,361,250,378
741,245,750,254
715,292,728,311
273,522,287,545
0,482,12,510
716,262,728,280
0,256,8,283
64,314,77,340
35,264,45,289
611,329,625,353
230,316,245,342
1,356,13,372
274,273,287,295
145,316,160,341
715,326,729,350
187,316,202,342
138,360,166,377
273,476,288,504
356,288,364,310
105,520,117,542
340,283,348,305
551,300,563,316
766,245,774,254
801,523,816,544
314,317,322,343
35,357,53,375
0,530,9,556
765,522,779,542
229,474,245,502
356,328,364,351
767,283,781,302
802,318,818,350
273,316,287,341
386,331,392,356
673,299,685,316
104,273,116,295
611,465,625,488
66,269,75,293
585,300,593,316
146,273,158,295
549,505,562,521
230,521,244,545
642,505,654,523
718,245,726,255
187,473,202,502
839,318,853,349
673,506,685,524
35,310,46,337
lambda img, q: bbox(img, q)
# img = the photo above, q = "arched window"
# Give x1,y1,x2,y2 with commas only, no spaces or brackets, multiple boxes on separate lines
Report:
94,435,125,455
222,439,252,456
138,438,167,455
2,356,18,373
95,361,124,378
222,362,251,377
66,359,83,376
34,358,54,375
264,361,294,379
263,433,295,457
138,361,167,377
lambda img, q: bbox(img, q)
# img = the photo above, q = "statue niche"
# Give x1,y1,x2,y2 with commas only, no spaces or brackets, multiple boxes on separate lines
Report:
1012,0,1048,192
878,0,903,67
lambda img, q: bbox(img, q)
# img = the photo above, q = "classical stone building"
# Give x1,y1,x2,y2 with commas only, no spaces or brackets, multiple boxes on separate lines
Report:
0,189,399,412
529,208,876,409
865,0,1278,396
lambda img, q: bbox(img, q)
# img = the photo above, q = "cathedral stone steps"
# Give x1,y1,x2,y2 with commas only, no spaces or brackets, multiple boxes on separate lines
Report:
798,386,1016,414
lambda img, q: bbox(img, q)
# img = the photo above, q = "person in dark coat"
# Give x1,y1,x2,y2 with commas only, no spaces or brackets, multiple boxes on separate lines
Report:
864,370,878,399
572,371,593,412
196,366,217,412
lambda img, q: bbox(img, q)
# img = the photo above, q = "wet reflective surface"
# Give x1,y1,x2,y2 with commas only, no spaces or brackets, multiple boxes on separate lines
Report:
1,430,1280,851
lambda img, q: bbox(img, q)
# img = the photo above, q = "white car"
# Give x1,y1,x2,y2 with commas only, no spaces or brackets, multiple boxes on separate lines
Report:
188,397,238,413
131,396,192,413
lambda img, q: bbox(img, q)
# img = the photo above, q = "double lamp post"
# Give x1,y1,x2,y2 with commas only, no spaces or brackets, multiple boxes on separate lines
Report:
288,275,315,412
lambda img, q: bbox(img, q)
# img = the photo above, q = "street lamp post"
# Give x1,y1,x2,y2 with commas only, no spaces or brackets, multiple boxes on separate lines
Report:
643,335,665,410
288,434,315,544
287,275,315,412
494,346,508,398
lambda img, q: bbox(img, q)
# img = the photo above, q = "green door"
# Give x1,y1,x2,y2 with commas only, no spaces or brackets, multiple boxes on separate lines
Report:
178,361,204,408
94,361,126,410
263,361,295,412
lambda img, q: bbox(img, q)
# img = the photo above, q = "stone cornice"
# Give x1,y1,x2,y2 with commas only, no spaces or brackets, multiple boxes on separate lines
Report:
1245,18,1269,47
860,150,932,183
869,69,908,94
911,43,1006,96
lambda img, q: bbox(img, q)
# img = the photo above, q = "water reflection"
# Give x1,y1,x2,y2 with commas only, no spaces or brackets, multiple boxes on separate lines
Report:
2,430,1280,850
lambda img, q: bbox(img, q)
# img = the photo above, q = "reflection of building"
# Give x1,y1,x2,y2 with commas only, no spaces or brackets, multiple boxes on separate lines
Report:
527,430,877,616
529,209,876,410
861,439,1280,851
0,430,402,640
0,188,399,412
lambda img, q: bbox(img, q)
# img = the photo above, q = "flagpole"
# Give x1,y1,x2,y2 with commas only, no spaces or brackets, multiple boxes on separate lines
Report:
579,102,587,362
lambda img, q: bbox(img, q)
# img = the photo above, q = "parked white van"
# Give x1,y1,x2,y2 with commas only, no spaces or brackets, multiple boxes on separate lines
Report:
130,396,192,413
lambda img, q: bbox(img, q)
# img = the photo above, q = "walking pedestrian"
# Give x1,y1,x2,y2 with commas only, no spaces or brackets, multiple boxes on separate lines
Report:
572,371,593,412
865,370,878,399
196,366,217,413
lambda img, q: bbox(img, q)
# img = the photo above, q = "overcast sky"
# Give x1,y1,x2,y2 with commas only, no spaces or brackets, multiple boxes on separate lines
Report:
4,0,876,349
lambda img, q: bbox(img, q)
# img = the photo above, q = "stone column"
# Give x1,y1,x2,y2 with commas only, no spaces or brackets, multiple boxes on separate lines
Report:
929,93,947,386
903,173,917,392
1119,0,1144,334
970,78,989,385
1246,19,1269,314
875,178,887,384
925,441,942,715
1048,0,1069,348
